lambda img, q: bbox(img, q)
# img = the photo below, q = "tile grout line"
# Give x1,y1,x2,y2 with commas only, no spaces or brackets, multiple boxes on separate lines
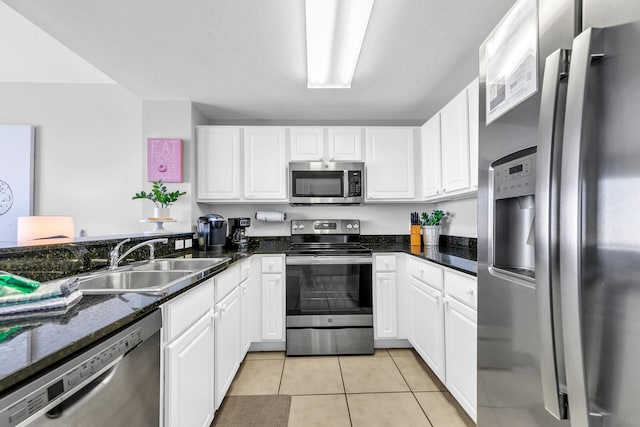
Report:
337,356,354,427
277,355,287,395
388,352,435,427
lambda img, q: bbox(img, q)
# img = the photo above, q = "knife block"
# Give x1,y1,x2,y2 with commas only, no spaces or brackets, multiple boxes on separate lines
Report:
410,225,422,247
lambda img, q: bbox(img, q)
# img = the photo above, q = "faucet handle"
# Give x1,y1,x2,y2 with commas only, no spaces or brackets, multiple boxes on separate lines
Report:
109,238,131,258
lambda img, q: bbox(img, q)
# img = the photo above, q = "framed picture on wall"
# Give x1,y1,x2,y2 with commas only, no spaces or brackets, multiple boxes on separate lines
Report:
0,125,35,242
147,138,183,182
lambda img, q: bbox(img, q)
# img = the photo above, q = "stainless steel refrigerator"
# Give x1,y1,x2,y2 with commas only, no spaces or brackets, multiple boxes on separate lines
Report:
478,0,640,426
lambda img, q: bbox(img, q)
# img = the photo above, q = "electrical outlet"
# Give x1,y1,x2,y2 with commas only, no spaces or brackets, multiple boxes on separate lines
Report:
175,239,185,250
184,239,192,249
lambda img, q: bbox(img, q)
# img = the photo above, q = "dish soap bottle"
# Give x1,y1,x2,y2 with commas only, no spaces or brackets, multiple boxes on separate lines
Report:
0,271,40,293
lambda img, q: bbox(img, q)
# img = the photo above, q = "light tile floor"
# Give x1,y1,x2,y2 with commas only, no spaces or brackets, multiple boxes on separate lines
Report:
222,348,475,426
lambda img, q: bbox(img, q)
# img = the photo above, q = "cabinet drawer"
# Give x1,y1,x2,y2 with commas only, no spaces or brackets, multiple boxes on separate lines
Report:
261,256,283,273
375,254,396,272
164,278,214,342
215,264,240,301
444,270,477,310
407,257,443,290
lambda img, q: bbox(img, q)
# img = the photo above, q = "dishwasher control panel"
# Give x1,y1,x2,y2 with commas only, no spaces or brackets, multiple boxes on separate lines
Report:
1,328,142,427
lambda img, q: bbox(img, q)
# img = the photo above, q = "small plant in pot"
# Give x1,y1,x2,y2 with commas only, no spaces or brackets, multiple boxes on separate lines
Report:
132,180,186,219
421,210,447,246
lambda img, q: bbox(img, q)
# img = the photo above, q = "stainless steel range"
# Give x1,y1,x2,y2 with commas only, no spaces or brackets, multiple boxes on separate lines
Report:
285,219,373,356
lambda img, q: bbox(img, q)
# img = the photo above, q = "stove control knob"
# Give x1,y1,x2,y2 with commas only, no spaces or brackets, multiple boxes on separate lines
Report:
353,223,359,229
292,224,299,230
346,224,353,229
299,224,305,230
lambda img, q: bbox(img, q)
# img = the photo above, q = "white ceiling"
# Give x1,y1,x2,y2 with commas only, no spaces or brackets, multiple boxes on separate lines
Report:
2,0,515,124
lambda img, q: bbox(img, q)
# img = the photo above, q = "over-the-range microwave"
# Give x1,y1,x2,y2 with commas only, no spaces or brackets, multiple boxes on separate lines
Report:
289,161,364,205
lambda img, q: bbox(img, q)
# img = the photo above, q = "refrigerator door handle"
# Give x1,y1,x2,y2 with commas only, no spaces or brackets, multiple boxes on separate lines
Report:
560,27,605,427
535,47,570,421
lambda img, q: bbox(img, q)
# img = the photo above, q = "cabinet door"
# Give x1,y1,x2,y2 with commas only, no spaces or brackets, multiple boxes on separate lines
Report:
467,78,479,188
327,128,362,161
440,89,471,193
197,127,241,200
290,127,324,160
244,127,287,200
165,311,215,427
410,278,445,381
444,297,477,421
261,273,284,341
374,272,398,338
420,114,442,199
215,287,241,409
365,128,415,200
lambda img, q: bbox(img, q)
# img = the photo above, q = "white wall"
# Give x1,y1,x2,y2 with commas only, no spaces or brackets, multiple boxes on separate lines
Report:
0,83,143,237
142,101,195,234
437,197,477,237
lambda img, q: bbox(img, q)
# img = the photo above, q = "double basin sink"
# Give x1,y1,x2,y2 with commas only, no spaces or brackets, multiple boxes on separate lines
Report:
77,258,230,295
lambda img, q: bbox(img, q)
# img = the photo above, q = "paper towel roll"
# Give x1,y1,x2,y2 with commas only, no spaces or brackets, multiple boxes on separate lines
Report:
255,211,287,222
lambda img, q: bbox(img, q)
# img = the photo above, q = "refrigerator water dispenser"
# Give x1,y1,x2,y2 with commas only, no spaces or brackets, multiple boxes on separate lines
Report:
490,148,537,281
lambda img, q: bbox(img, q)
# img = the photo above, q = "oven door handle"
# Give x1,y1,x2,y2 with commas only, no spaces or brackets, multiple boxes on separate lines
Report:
286,256,373,265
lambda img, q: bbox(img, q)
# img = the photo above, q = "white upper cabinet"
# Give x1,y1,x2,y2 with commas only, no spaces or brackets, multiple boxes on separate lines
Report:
290,127,324,160
290,127,363,161
421,78,479,201
196,127,241,201
467,78,479,188
327,128,362,161
244,127,287,200
440,87,471,193
421,114,442,198
365,128,415,200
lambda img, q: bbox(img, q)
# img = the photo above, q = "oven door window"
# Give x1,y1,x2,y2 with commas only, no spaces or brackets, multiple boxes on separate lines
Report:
291,171,344,197
286,263,372,315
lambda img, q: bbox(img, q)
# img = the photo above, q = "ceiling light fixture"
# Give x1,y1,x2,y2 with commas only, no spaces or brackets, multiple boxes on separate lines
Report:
305,0,374,89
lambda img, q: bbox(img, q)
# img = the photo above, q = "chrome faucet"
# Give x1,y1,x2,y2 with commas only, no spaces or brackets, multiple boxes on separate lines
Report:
108,238,169,270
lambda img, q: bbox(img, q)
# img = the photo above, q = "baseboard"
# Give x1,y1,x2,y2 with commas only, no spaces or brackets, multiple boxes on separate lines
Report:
374,338,412,348
248,341,286,352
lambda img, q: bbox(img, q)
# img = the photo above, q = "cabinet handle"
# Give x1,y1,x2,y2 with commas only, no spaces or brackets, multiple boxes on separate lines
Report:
219,304,227,313
212,311,219,319
419,269,424,278
442,187,446,192
443,298,450,310
435,294,441,305
465,287,475,295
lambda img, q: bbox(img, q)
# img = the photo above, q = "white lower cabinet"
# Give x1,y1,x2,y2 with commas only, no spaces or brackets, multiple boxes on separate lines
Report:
409,277,445,381
260,255,285,341
403,254,477,422
444,296,477,421
239,259,254,359
165,312,215,427
373,254,398,339
163,279,216,427
214,287,241,409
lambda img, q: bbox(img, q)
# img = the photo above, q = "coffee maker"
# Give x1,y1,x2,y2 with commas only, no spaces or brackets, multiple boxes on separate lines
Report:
228,217,251,251
197,214,227,251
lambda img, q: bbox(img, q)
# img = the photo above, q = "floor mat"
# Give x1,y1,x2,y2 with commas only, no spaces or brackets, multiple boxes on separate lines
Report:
212,395,291,427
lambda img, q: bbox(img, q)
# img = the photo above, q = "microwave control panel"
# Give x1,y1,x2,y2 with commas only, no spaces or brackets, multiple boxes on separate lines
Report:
493,152,536,200
347,171,362,197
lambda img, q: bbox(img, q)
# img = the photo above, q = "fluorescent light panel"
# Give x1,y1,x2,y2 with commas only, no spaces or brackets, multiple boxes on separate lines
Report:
305,0,374,88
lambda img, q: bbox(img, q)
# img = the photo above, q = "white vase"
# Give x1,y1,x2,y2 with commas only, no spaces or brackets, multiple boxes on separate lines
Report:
154,207,171,219
422,225,441,246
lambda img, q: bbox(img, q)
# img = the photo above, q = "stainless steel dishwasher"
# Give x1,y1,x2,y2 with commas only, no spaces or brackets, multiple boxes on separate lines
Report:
0,309,161,427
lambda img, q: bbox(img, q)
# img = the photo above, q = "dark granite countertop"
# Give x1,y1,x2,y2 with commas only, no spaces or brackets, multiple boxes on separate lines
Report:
0,234,474,396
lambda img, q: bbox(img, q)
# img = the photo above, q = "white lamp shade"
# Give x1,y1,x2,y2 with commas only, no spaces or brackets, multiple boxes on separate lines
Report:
16,216,75,241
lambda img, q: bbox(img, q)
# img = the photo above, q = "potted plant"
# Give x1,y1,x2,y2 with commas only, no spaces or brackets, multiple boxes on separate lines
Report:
132,180,186,219
421,210,447,246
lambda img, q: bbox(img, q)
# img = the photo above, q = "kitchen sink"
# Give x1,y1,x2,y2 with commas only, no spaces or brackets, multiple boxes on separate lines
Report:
78,257,230,295
130,258,227,272
79,271,192,295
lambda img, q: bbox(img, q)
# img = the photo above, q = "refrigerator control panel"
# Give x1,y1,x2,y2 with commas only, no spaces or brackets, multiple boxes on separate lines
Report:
493,153,535,200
